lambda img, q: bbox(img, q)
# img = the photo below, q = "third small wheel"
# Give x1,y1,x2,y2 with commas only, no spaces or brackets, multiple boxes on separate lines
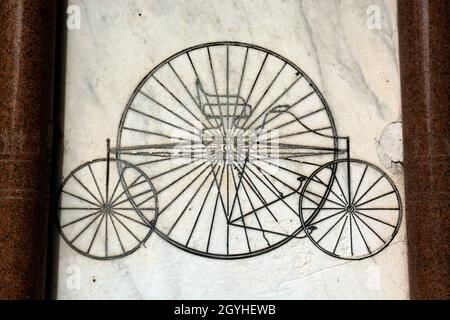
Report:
56,158,158,260
299,158,402,260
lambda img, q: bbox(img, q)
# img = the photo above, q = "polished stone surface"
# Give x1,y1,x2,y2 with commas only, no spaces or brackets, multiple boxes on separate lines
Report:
56,0,408,299
0,0,56,299
398,0,450,300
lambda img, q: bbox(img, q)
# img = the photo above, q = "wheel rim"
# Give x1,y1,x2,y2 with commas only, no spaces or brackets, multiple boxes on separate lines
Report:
56,159,158,260
299,159,402,260
117,41,339,259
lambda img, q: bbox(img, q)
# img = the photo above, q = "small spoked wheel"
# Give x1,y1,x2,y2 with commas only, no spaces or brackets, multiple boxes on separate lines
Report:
56,158,158,260
299,159,402,260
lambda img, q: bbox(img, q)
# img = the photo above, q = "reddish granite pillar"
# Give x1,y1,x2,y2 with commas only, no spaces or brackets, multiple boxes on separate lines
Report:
0,0,56,299
398,0,449,300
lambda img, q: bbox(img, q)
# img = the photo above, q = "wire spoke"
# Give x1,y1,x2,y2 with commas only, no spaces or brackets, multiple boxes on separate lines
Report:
229,165,251,252
352,213,386,244
243,74,303,131
206,47,225,134
333,215,348,254
159,162,212,215
167,61,214,129
352,175,383,206
186,165,219,246
61,210,103,228
349,213,353,256
129,105,197,137
110,210,149,228
308,209,347,227
72,173,103,206
206,159,230,221
316,213,347,244
86,213,106,254
268,106,325,132
239,62,286,130
167,164,217,236
61,190,101,207
233,162,279,223
107,163,129,205
333,172,349,205
206,165,226,253
356,207,400,210
110,212,142,243
109,174,145,207
229,223,302,239
186,51,222,130
351,165,368,205
104,212,109,257
149,155,206,180
310,175,347,207
245,53,268,104
148,75,207,130
304,189,346,207
69,212,103,244
352,213,371,254
58,207,101,210
356,190,395,207
234,167,271,247
243,160,299,216
252,91,315,132
231,47,248,126
87,164,105,204
112,183,155,207
110,213,126,254
152,160,209,200
354,210,397,228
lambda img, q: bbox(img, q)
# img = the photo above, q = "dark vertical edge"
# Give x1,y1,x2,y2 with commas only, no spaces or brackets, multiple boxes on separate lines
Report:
398,0,450,299
0,0,57,299
45,0,68,300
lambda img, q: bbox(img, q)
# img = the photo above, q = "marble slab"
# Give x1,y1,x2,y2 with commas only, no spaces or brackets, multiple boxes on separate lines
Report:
55,0,408,299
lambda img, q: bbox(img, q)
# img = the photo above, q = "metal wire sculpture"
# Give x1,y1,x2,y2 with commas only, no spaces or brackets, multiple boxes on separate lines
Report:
56,42,402,261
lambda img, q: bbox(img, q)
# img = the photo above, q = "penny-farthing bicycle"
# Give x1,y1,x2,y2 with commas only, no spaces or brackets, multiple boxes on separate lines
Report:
56,42,402,261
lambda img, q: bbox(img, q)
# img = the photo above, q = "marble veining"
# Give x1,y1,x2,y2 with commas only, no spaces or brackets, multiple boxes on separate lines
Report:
55,0,408,299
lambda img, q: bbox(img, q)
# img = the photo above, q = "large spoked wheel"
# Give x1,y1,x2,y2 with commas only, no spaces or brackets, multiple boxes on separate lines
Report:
56,158,158,260
299,159,402,260
117,41,339,259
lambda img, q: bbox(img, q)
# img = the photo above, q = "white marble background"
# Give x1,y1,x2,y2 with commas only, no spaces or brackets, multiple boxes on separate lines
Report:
57,0,408,299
